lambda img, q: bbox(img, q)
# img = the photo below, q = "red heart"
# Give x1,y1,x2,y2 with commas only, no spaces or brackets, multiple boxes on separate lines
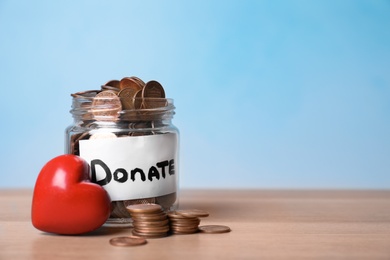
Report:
31,155,111,235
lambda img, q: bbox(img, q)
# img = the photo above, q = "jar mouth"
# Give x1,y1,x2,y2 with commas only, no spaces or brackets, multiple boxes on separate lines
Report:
70,91,175,122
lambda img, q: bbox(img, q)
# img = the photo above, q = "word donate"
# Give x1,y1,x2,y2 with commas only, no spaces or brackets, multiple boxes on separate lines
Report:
91,159,175,185
79,133,178,201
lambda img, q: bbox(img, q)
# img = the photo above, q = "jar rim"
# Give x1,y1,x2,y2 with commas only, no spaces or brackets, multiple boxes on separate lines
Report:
70,90,175,122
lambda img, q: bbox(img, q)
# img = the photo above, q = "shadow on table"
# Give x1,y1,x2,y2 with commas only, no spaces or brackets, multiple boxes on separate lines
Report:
31,226,134,258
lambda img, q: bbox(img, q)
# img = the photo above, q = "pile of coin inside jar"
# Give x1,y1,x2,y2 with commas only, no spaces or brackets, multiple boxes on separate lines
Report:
69,76,176,220
71,76,169,125
109,204,231,246
69,76,171,155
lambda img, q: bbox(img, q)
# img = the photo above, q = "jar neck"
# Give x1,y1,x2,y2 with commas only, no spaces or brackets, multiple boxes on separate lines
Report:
70,91,175,125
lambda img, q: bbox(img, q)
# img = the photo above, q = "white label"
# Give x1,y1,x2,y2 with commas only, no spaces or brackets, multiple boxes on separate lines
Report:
79,133,178,201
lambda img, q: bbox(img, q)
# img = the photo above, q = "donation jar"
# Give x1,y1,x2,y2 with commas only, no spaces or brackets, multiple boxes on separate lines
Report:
65,78,179,226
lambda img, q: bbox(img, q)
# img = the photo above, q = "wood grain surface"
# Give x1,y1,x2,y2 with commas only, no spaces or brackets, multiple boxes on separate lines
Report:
1,189,389,259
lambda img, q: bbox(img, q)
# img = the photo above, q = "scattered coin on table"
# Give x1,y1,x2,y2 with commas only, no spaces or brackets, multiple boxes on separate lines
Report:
109,236,147,247
198,225,231,234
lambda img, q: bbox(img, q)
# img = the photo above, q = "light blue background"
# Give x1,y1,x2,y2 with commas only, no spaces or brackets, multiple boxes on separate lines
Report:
0,0,389,189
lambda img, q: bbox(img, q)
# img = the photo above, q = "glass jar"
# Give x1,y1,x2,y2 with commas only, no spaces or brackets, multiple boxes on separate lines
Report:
65,90,179,226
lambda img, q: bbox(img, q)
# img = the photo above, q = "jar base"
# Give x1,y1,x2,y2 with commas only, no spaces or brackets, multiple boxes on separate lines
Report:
103,217,133,228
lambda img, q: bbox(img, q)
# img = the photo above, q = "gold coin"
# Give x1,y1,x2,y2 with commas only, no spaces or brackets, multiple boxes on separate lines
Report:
142,80,165,98
91,90,122,120
109,236,147,247
176,209,209,218
120,77,143,91
126,203,163,214
198,225,231,234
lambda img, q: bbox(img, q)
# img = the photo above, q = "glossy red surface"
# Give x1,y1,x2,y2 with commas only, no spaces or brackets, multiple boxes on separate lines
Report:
31,155,111,235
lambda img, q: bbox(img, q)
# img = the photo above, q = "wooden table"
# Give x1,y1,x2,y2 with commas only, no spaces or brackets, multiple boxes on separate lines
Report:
1,189,390,259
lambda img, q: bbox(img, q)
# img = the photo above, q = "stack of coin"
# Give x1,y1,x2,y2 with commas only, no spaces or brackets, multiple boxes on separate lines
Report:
126,204,170,238
167,209,209,235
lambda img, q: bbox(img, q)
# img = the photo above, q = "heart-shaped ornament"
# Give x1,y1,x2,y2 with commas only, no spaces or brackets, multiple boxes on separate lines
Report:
31,154,111,235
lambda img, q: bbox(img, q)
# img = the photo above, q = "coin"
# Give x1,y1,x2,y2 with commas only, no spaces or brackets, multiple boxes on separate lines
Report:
170,227,199,235
170,219,200,226
167,211,197,219
132,230,168,238
118,88,139,110
104,80,120,89
71,90,100,98
126,204,163,214
176,209,209,218
142,98,168,110
133,226,170,233
198,225,231,234
130,76,146,88
169,217,199,223
101,85,120,93
142,80,165,98
91,90,122,120
120,77,143,91
131,213,168,222
109,236,147,247
133,89,143,109
133,219,169,227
